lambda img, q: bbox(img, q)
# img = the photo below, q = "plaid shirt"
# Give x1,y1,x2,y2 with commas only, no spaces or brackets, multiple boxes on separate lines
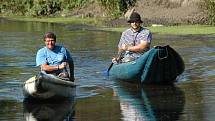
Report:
118,27,152,51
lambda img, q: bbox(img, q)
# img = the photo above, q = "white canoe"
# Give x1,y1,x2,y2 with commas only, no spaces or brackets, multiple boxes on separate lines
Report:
23,72,76,99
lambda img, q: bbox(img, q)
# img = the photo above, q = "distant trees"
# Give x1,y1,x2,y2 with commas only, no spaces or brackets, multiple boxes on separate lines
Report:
0,0,134,17
99,0,136,18
0,0,214,25
0,0,136,17
0,0,90,16
201,0,215,25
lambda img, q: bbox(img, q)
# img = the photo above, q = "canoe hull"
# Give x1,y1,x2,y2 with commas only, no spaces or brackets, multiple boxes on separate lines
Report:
23,72,76,100
109,45,184,84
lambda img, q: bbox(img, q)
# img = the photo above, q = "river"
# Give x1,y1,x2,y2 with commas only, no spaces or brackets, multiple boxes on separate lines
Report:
0,18,215,121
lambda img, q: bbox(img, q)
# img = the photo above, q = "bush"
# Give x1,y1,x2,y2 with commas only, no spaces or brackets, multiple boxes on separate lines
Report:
201,0,215,25
0,0,136,18
0,0,89,16
98,0,136,18
27,0,62,16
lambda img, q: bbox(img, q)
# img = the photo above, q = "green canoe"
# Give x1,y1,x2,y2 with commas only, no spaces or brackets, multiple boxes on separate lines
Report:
109,45,185,84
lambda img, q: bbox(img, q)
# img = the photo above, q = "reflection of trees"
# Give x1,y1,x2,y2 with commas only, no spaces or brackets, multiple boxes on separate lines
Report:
23,99,75,121
114,82,185,121
0,100,22,119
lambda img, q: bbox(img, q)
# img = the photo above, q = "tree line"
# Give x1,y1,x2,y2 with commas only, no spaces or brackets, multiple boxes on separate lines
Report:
0,0,135,17
0,0,214,25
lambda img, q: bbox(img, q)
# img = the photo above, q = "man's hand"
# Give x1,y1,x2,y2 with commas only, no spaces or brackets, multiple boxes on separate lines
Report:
121,43,129,51
59,62,67,69
112,57,117,63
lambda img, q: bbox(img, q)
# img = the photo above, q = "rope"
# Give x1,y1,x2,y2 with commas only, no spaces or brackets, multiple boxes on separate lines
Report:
157,46,168,60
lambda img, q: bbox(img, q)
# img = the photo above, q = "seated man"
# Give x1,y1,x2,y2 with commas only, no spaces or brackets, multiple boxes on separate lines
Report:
36,32,74,81
113,12,152,63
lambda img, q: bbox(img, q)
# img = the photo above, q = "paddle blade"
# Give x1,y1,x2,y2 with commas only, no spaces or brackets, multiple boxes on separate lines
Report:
102,69,109,76
103,62,114,76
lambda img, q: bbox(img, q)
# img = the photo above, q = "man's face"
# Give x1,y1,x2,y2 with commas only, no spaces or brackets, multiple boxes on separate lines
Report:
130,21,141,30
45,37,56,50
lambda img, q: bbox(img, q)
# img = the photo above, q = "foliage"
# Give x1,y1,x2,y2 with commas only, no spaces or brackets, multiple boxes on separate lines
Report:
0,0,214,25
201,0,215,25
0,0,27,15
98,0,136,18
28,0,62,16
0,0,90,16
0,0,135,18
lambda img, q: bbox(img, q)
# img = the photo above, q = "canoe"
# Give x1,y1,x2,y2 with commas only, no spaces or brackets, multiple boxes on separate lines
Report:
109,45,185,84
23,71,76,100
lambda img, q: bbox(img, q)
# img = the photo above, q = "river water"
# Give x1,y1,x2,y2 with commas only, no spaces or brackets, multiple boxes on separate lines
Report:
0,18,215,121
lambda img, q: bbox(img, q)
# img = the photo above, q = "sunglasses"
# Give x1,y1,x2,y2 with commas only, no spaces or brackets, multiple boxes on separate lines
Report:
130,21,141,23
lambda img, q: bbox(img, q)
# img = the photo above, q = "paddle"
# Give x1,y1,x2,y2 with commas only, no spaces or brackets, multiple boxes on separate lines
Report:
103,51,124,76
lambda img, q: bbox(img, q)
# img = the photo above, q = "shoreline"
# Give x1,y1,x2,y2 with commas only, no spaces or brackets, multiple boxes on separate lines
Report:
1,15,215,35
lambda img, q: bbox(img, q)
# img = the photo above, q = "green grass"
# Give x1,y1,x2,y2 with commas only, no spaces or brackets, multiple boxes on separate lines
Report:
149,25,215,35
1,15,103,25
102,25,215,35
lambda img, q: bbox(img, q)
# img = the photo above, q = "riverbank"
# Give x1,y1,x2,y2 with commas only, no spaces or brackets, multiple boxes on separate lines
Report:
1,15,215,35
0,15,103,26
1,0,214,27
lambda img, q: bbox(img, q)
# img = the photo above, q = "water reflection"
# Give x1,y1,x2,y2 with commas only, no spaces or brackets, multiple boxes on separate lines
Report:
23,99,75,121
0,100,23,120
114,82,185,121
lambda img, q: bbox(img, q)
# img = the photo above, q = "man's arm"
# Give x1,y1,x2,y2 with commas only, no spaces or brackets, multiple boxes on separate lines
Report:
118,40,149,53
126,40,149,53
41,62,67,72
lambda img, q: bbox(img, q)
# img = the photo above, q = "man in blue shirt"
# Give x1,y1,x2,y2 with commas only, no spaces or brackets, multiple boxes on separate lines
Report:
36,32,74,81
113,12,152,63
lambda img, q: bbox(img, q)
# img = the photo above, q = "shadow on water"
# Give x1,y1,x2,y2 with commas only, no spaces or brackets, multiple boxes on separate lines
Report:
114,81,185,121
23,99,75,121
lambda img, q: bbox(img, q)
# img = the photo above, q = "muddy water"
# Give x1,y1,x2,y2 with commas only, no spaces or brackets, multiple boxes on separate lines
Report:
0,18,215,121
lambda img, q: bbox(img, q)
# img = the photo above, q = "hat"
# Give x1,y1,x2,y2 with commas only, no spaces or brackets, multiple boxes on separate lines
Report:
127,12,143,23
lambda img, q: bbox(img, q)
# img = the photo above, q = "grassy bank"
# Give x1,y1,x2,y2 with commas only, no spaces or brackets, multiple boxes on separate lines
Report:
102,25,215,35
1,15,215,35
0,15,103,26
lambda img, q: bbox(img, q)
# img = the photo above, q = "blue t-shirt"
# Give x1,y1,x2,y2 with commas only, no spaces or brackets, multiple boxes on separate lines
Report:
36,45,72,68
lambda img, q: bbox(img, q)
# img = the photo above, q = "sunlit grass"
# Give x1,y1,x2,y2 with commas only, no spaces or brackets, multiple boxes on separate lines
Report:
102,25,215,35
149,25,215,35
